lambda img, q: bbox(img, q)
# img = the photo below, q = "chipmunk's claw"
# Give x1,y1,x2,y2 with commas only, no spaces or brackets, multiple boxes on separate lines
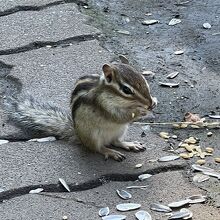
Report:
101,147,126,162
113,141,146,152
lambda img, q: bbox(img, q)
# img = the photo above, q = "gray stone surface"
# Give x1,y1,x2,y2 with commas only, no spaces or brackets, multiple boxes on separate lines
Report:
0,40,111,105
0,126,185,190
0,171,219,219
0,0,219,219
0,3,99,51
0,0,60,11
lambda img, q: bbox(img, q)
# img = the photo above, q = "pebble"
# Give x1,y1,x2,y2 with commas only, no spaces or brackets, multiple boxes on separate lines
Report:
203,23,211,29
207,132,213,137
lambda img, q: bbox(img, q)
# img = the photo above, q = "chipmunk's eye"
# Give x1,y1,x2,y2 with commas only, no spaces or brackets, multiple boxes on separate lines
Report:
121,84,133,95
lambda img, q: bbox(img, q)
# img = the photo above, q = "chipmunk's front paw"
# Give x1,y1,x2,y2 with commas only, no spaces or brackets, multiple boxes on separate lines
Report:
100,147,126,162
113,141,146,152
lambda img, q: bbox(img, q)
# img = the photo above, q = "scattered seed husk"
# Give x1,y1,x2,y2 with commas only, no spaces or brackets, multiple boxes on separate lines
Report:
99,207,110,217
138,174,152,181
206,122,220,128
116,190,132,200
102,215,126,220
158,155,180,162
132,113,135,118
184,145,194,152
174,50,184,55
179,153,191,159
0,139,9,145
193,173,210,183
116,203,141,212
208,115,220,119
28,136,56,142
159,132,170,139
168,18,181,26
181,208,193,219
117,30,130,35
167,71,179,79
199,152,212,159
168,199,190,208
168,209,190,219
207,132,213,137
190,124,200,129
179,143,189,148
172,135,178,139
126,185,147,189
203,170,220,179
159,82,179,88
172,123,181,128
135,210,152,220
150,203,172,213
184,137,197,144
203,23,211,29
142,19,159,25
29,188,44,194
214,158,220,163
196,159,206,165
62,216,68,220
142,70,156,77
135,163,143,168
192,164,214,172
59,178,70,192
205,147,214,153
180,123,188,128
188,195,206,204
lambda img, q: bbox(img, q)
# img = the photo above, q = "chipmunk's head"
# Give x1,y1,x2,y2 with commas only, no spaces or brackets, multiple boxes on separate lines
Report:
101,55,157,120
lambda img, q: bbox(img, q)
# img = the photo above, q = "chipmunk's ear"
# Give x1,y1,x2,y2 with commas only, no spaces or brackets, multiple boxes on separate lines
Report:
119,55,129,64
102,64,114,83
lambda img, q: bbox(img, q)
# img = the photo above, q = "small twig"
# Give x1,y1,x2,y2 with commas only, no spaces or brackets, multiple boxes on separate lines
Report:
134,121,220,128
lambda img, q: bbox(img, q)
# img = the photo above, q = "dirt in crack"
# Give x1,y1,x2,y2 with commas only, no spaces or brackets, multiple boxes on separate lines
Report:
0,0,89,17
0,163,186,202
0,34,99,56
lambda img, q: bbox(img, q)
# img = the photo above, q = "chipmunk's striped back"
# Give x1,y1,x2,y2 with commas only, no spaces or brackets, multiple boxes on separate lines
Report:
70,74,100,105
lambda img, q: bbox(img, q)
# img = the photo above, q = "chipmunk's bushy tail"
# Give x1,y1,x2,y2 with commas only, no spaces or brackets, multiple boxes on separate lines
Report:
4,96,74,139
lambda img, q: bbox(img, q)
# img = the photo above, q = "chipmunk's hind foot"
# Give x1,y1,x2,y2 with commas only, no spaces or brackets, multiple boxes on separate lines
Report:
99,146,126,162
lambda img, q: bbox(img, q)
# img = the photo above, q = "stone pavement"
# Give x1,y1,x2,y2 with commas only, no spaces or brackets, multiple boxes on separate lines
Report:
0,1,219,220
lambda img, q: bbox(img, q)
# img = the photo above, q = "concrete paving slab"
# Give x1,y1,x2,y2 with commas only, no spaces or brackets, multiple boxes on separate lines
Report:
0,0,61,11
0,126,186,190
0,171,219,219
0,3,99,51
0,40,111,105
0,40,111,138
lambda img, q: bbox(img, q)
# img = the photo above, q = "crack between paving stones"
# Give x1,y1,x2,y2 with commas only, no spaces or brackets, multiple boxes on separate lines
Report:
0,0,88,17
0,34,100,56
0,163,187,202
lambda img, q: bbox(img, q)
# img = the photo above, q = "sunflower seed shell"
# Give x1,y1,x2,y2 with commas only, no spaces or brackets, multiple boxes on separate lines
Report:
168,199,190,208
99,207,110,217
135,210,152,220
150,203,172,212
158,155,180,162
116,190,132,200
138,174,152,181
116,203,141,212
102,215,126,220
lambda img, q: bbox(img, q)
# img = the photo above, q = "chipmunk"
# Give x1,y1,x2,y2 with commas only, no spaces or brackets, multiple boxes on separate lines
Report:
6,56,157,161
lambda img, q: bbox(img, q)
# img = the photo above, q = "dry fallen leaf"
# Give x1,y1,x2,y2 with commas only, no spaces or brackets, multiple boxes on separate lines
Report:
184,112,203,123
